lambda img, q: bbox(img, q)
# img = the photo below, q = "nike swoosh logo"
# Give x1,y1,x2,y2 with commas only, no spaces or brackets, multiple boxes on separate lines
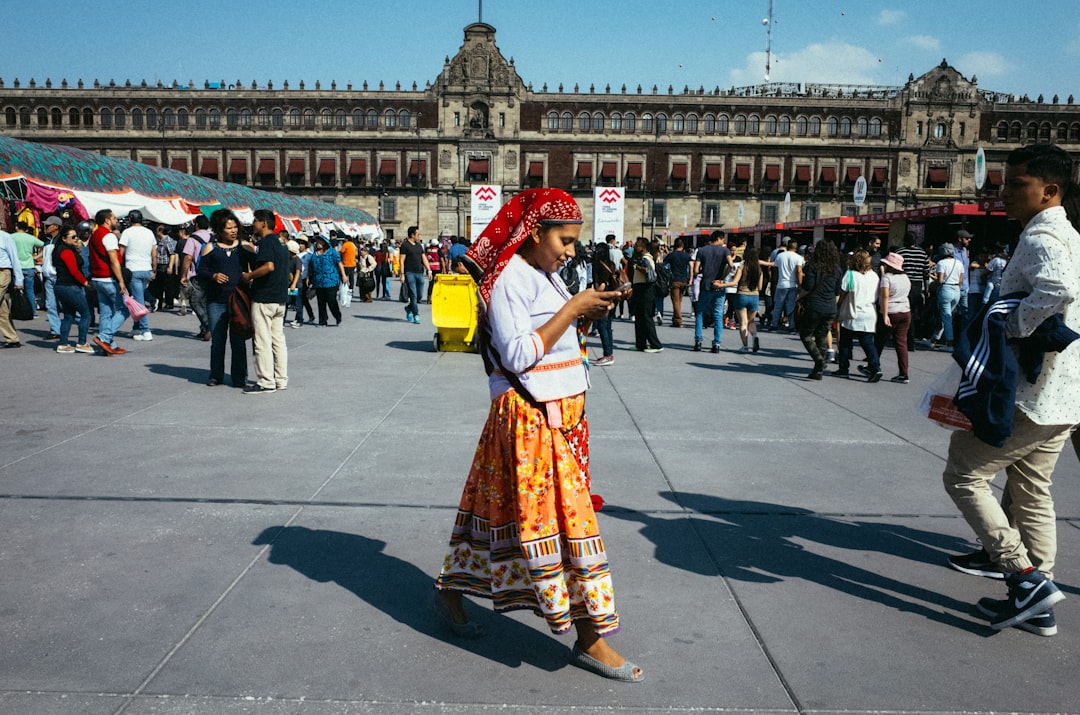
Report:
1014,581,1048,610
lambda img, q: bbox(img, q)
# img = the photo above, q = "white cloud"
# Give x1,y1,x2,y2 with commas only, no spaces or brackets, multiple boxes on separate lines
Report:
956,51,1010,77
729,43,885,86
904,35,941,52
877,10,905,26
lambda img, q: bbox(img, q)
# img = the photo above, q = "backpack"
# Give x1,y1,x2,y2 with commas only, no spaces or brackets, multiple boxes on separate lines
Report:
652,261,673,296
559,259,581,294
227,284,255,340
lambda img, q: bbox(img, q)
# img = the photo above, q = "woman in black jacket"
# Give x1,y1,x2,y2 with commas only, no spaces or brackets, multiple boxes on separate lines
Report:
797,240,842,379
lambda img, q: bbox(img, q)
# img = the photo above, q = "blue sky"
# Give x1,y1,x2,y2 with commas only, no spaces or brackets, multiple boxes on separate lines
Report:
7,1,1079,98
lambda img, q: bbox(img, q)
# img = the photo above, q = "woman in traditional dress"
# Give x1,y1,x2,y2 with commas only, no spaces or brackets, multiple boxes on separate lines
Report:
433,188,643,682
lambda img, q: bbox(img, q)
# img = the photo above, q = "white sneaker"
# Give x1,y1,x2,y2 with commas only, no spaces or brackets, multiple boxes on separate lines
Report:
141,331,153,341
738,345,751,353
132,333,145,341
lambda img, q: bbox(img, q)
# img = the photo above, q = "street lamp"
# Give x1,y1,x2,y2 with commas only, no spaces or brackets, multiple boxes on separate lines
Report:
415,112,422,230
158,118,167,166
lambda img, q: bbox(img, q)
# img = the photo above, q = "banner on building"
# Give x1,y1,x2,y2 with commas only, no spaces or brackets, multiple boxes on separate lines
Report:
470,184,502,241
592,186,625,244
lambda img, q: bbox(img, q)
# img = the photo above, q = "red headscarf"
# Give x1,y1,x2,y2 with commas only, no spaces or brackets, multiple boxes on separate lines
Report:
462,188,582,307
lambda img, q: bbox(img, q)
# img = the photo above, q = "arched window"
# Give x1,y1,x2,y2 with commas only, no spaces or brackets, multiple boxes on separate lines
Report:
703,113,716,132
747,115,759,134
995,121,1008,139
870,117,882,136
624,112,635,131
83,108,94,127
764,115,777,134
840,117,852,136
795,116,807,136
163,108,175,128
398,109,410,128
383,109,395,128
335,109,347,127
19,107,31,127
686,113,698,132
195,108,206,128
856,117,868,136
592,112,604,131
113,108,126,128
734,114,746,134
227,108,240,128
657,113,668,132
809,116,821,136
1058,123,1069,141
240,108,251,128
303,108,315,128
934,122,946,138
321,109,333,127
1009,121,1021,141
547,111,559,129
641,113,654,132
778,115,790,135
1025,121,1038,139
272,108,284,127
68,108,80,127
100,108,112,128
672,113,685,132
146,107,158,129
578,112,590,131
1039,122,1052,141
259,109,270,128
1070,123,1080,142
51,107,62,127
826,117,838,136
366,108,377,128
177,108,188,128
352,109,363,128
37,107,47,126
4,107,16,127
610,112,622,131
717,114,729,133
208,108,220,128
560,112,572,129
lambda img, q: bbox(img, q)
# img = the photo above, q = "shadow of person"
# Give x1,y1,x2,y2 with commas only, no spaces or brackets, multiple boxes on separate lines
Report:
603,493,987,634
145,362,209,384
252,525,566,671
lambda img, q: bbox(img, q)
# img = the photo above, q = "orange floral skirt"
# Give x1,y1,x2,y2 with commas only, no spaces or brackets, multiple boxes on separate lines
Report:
435,389,619,636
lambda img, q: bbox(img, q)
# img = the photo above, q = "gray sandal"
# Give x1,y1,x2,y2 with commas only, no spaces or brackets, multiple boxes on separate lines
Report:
570,644,644,682
433,592,484,639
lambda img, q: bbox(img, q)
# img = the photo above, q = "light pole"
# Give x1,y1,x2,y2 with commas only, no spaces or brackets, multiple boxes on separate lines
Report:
158,118,167,166
415,112,422,230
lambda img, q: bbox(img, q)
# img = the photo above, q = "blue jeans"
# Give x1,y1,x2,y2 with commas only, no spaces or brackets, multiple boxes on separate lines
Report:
44,275,60,333
22,268,36,317
772,286,799,329
936,284,961,342
128,270,152,332
404,272,426,318
94,279,128,346
55,284,90,345
839,327,879,374
694,289,726,347
595,312,614,357
207,301,247,385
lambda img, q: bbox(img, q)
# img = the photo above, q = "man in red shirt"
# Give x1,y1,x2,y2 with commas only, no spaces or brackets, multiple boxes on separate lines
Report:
87,209,128,355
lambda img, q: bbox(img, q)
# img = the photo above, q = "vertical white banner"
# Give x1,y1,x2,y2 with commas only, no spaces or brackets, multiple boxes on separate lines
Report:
592,186,625,244
470,185,502,241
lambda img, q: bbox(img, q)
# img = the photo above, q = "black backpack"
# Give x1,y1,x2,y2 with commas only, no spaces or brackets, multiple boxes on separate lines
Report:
559,260,581,294
652,262,673,296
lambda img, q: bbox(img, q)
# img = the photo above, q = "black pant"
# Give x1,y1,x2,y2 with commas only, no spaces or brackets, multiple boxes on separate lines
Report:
908,284,926,345
315,285,342,325
631,284,661,350
799,309,834,372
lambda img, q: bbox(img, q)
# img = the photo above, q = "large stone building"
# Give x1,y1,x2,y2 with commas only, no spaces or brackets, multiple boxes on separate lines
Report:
2,22,1077,242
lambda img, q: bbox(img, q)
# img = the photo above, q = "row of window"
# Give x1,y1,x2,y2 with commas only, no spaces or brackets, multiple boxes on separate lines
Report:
2,106,418,130
545,111,885,138
995,120,1080,142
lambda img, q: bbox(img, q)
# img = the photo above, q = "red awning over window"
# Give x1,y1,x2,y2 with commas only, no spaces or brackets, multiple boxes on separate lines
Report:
872,167,886,185
229,159,246,175
794,165,811,182
671,163,688,179
408,160,427,176
287,159,305,175
601,162,617,179
764,165,780,181
734,164,751,180
348,159,367,176
705,163,721,180
576,161,592,178
140,157,157,166
200,158,218,176
379,159,397,176
257,159,275,175
468,159,489,174
846,167,862,183
928,167,949,183
170,158,188,173
626,162,642,178
986,169,1003,186
318,159,336,175
820,166,837,183
528,161,544,178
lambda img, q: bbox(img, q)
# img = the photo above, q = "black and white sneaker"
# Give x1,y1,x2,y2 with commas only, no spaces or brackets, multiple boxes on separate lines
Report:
947,549,1006,579
989,569,1064,630
976,598,1057,637
242,384,277,395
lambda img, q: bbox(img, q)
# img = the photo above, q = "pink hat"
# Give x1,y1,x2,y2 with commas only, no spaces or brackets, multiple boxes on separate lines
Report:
881,252,905,272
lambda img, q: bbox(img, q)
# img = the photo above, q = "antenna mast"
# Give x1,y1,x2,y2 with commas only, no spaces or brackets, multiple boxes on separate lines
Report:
764,0,774,81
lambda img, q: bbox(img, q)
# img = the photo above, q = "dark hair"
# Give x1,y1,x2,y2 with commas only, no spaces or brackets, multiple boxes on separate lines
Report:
253,208,276,227
710,229,726,242
194,215,210,231
739,244,761,290
407,225,419,238
210,208,239,237
1006,143,1074,188
811,239,840,276
903,231,917,248
94,209,113,225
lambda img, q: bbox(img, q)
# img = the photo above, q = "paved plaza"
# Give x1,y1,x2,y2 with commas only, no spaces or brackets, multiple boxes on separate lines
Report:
1,295,1078,714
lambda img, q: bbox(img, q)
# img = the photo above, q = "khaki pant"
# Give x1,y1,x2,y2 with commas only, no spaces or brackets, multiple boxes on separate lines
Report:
942,408,1072,579
251,302,287,389
0,269,18,343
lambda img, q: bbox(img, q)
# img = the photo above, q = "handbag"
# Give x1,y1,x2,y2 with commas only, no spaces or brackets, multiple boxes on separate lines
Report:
338,282,352,307
9,287,33,321
227,284,255,340
837,271,858,323
124,293,150,321
399,281,410,303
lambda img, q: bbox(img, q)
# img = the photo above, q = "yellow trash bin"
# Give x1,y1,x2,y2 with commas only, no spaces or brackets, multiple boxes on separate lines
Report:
431,274,479,352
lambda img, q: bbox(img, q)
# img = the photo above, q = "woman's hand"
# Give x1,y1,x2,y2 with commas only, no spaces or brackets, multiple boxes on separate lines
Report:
570,287,621,320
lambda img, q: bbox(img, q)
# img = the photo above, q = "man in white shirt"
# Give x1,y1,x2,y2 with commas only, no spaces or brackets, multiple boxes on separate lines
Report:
0,229,25,348
769,238,804,332
943,144,1079,636
120,210,157,340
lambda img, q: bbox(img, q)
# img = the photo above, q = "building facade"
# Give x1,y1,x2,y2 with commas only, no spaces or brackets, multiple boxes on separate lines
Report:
3,22,1078,241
